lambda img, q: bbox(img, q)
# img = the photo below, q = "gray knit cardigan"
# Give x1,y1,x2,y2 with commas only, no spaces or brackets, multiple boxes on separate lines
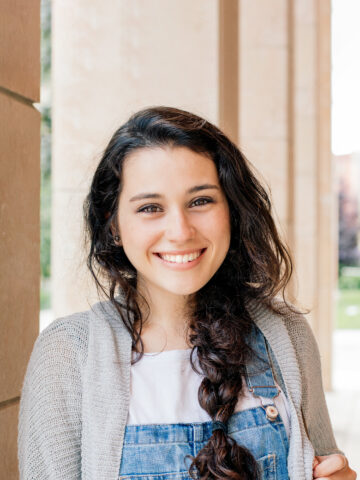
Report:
18,298,342,480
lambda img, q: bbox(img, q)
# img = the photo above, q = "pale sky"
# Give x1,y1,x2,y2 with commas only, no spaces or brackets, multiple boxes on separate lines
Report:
332,0,360,155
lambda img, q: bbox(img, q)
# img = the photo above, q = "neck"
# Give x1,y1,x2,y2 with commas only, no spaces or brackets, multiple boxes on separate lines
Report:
134,280,194,352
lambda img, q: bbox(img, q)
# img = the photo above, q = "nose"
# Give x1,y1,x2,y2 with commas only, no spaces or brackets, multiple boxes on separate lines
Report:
164,208,196,243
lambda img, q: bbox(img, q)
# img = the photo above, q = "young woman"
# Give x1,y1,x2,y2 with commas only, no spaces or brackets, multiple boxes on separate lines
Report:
18,106,356,480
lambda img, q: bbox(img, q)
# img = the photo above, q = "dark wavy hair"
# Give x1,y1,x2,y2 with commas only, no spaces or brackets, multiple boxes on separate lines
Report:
84,106,298,480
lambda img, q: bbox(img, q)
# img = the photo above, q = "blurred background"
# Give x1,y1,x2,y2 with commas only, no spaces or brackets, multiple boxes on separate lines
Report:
0,0,359,477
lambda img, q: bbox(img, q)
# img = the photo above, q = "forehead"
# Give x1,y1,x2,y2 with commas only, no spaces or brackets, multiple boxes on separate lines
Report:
121,146,220,193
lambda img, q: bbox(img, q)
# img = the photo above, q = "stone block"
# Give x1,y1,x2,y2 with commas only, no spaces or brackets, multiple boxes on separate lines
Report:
0,92,40,402
239,139,288,226
240,0,288,48
0,402,20,479
294,23,316,90
52,190,99,318
240,47,288,139
52,0,219,190
0,0,40,101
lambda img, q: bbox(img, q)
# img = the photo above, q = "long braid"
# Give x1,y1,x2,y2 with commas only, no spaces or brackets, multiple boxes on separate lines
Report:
186,272,262,480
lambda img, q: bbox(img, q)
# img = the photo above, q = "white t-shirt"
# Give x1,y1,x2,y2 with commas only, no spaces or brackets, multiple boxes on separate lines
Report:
127,348,291,438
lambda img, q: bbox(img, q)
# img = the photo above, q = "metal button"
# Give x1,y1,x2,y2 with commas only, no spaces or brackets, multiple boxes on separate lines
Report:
265,405,279,421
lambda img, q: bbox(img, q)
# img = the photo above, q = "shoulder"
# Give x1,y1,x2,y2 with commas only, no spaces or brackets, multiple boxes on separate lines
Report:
36,308,91,360
27,299,132,385
246,296,315,347
34,298,127,362
248,296,316,346
22,309,93,393
34,296,131,365
269,297,320,366
41,308,91,339
246,296,320,379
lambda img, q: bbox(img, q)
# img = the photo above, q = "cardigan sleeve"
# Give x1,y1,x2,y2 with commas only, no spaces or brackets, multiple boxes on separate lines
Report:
18,313,88,479
281,307,344,456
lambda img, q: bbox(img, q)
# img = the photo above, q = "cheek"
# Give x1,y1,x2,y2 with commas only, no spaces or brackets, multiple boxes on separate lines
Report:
119,217,160,255
204,208,231,242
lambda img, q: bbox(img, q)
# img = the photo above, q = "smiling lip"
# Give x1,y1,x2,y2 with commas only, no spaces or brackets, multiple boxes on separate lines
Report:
155,248,205,255
153,248,207,270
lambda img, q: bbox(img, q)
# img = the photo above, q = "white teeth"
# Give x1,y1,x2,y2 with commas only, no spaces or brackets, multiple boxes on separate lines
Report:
159,250,202,263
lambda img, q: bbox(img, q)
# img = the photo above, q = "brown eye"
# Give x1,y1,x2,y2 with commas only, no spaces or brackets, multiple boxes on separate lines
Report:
137,204,162,214
191,197,214,207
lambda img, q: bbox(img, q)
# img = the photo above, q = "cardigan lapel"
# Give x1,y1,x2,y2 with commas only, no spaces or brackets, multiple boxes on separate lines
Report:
246,299,314,480
82,300,132,480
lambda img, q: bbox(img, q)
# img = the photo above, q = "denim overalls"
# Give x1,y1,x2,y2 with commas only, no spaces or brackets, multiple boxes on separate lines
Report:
119,325,290,480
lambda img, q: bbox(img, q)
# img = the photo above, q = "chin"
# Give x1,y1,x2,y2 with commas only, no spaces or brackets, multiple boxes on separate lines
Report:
165,280,209,296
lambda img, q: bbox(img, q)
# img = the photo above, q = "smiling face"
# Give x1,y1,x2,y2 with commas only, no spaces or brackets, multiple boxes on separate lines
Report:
116,146,231,299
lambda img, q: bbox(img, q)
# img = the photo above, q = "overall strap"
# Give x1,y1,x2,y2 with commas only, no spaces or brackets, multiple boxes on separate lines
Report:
245,325,280,399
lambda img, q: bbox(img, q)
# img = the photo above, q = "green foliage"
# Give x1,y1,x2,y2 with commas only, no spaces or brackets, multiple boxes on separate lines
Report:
336,288,360,329
338,274,360,290
40,0,52,286
40,278,51,310
41,0,51,82
338,263,360,289
40,169,51,278
336,264,360,328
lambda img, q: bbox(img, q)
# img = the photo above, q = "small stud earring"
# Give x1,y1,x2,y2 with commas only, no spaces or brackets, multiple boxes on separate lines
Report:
114,235,122,246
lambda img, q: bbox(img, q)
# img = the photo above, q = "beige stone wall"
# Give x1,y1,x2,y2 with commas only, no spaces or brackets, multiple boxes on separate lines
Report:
0,0,40,477
52,0,333,387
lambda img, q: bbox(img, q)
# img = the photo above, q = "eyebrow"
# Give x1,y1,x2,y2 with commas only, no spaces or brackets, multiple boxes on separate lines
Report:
129,184,220,202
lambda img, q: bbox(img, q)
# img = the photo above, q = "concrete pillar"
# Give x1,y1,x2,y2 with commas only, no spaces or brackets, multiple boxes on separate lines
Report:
290,0,334,389
238,0,333,389
52,0,220,317
314,0,334,390
238,0,289,226
219,0,239,144
0,0,40,477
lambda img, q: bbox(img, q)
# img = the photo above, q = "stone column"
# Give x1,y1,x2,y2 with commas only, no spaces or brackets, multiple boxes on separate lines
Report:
238,0,333,388
52,0,220,317
0,1,40,477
